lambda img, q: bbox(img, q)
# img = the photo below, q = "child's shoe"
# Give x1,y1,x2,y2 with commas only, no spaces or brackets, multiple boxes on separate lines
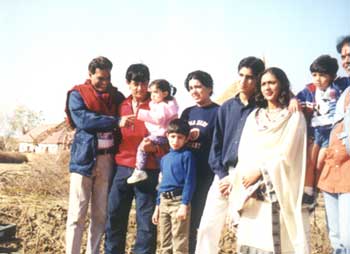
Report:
127,169,148,184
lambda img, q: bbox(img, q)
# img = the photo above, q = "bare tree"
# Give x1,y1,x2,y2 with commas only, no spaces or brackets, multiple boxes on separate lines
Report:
7,105,44,135
0,106,44,151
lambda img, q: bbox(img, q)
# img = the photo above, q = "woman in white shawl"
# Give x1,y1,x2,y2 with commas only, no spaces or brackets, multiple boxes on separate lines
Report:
229,67,310,254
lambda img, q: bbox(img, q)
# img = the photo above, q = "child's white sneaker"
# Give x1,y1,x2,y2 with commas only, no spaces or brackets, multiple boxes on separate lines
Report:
127,169,148,184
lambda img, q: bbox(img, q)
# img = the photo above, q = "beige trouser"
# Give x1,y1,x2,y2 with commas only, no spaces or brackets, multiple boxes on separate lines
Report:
66,154,114,254
159,195,191,254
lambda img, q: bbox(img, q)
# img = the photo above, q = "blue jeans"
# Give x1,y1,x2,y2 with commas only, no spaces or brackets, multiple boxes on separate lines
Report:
105,165,159,254
323,191,350,254
314,127,331,148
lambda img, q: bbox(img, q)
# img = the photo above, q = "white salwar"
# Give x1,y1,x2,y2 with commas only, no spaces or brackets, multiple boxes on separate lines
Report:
229,108,310,254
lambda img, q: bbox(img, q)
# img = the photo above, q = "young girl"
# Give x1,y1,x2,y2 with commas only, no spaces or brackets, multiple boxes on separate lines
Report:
127,79,179,184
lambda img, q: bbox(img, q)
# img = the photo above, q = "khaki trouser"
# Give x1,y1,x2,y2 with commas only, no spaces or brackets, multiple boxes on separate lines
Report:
159,195,191,254
66,154,114,254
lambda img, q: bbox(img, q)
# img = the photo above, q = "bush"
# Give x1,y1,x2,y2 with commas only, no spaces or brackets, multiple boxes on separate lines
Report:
0,151,28,163
0,136,19,152
0,152,70,197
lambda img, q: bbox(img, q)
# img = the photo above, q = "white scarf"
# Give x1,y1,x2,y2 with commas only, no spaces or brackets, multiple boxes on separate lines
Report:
230,108,308,253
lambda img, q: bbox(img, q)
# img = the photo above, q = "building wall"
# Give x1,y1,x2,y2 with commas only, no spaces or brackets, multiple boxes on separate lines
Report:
37,144,59,154
19,143,60,154
19,143,36,153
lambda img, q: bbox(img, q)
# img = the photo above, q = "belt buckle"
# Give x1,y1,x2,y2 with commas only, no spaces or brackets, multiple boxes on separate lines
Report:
163,191,173,199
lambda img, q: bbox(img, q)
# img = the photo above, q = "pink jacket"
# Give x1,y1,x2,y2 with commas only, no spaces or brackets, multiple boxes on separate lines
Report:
137,98,179,136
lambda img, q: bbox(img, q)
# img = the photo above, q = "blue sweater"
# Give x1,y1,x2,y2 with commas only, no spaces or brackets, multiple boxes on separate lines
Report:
209,95,255,179
181,103,219,182
157,148,196,205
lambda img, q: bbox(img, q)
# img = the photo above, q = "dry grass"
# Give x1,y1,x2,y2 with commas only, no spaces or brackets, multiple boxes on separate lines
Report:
0,153,332,253
0,152,70,197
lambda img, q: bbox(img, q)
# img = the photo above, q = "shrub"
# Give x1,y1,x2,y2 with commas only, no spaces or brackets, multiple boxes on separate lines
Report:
0,151,28,163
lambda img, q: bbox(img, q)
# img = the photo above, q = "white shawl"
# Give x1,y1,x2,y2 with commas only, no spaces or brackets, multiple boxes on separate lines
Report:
230,108,308,253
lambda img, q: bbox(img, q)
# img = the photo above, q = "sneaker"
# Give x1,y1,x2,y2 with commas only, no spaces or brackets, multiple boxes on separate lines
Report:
302,192,316,212
127,169,148,184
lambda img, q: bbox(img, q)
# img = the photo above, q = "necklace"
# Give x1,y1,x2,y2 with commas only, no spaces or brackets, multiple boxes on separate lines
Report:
265,107,284,122
266,107,282,114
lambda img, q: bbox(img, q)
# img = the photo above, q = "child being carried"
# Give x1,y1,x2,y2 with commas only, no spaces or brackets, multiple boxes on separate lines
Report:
127,79,178,184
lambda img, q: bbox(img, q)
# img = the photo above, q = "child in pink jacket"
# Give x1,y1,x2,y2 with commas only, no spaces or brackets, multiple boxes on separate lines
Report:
127,79,179,184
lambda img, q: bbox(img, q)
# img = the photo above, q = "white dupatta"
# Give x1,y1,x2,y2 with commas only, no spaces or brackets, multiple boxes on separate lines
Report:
230,108,309,253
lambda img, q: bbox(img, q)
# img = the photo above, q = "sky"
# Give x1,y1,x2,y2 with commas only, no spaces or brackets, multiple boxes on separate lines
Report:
1,0,350,125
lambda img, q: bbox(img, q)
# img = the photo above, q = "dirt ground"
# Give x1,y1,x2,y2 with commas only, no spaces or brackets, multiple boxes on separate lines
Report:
0,153,332,254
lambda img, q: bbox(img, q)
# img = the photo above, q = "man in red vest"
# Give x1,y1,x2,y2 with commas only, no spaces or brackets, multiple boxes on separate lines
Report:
65,56,132,254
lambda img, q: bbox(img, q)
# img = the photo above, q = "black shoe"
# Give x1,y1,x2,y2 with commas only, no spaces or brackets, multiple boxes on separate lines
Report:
302,193,316,212
302,193,314,204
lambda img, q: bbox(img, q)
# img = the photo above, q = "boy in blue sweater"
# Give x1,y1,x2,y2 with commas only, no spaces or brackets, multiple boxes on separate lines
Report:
152,118,196,254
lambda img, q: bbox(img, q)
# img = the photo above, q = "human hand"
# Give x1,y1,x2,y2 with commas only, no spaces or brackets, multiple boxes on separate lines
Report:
119,114,135,127
176,204,188,221
152,206,160,225
226,210,240,230
241,170,262,188
288,98,301,113
139,138,157,153
218,176,232,197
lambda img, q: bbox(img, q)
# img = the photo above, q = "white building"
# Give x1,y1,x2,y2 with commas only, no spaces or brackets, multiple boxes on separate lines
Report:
18,123,73,154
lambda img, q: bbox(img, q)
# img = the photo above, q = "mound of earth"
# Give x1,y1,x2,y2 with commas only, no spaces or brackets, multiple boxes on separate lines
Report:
0,153,332,253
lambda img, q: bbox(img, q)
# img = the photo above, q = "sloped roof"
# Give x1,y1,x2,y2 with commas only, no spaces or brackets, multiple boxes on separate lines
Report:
214,80,240,105
40,128,66,144
17,122,74,145
17,124,58,143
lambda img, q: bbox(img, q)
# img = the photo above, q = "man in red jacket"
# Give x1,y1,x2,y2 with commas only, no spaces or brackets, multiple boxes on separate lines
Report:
105,63,167,254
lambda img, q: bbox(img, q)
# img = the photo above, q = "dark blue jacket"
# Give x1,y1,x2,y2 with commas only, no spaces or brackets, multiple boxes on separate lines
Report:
208,96,255,179
68,90,124,176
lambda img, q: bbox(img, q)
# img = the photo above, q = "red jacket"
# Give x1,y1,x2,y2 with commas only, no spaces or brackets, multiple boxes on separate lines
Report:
115,96,166,169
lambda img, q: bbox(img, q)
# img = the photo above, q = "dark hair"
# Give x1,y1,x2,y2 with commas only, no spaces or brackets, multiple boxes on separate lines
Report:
149,79,177,101
310,55,339,78
125,63,150,83
167,118,190,136
184,70,213,96
238,56,265,77
255,67,291,108
336,35,350,53
88,56,113,74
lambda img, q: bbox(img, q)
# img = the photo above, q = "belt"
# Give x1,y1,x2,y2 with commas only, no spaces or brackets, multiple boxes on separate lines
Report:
161,188,182,199
97,147,114,155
